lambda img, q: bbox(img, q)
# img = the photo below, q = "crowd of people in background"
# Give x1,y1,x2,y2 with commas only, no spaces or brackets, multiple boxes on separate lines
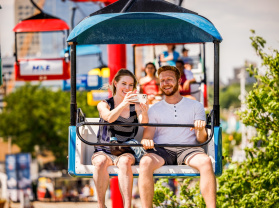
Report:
139,45,196,104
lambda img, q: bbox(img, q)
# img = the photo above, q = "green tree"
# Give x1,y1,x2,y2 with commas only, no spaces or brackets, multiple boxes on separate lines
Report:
208,83,254,109
0,83,98,167
217,31,279,207
153,32,279,207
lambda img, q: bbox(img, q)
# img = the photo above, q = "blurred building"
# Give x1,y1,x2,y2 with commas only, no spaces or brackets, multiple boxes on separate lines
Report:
14,0,45,58
228,60,256,85
0,57,14,110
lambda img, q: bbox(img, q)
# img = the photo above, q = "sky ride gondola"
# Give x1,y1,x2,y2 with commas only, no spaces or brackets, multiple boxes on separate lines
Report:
67,0,222,177
13,0,70,81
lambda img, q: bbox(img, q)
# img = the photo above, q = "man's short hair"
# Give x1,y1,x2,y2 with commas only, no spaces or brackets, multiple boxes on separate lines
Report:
182,48,189,53
158,65,181,81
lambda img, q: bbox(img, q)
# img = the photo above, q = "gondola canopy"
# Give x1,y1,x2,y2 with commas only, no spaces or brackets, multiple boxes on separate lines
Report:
13,12,69,32
67,0,222,45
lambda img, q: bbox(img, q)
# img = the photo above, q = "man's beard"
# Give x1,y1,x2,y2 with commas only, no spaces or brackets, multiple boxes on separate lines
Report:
161,82,179,96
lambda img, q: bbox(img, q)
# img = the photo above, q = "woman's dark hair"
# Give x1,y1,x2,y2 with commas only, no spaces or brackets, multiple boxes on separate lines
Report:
145,62,157,76
111,69,137,95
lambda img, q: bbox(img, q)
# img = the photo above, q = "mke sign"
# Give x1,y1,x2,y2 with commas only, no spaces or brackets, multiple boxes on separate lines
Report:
15,58,70,81
20,59,63,75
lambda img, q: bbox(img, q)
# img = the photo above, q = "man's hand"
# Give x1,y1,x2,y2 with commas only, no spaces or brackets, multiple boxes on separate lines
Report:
141,139,155,150
190,120,207,143
190,120,206,131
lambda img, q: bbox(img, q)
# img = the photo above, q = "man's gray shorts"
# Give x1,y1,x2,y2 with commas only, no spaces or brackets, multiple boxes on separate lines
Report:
146,147,205,165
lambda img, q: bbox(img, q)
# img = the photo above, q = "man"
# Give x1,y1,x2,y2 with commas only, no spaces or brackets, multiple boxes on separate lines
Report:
138,66,216,208
180,47,193,65
175,60,196,99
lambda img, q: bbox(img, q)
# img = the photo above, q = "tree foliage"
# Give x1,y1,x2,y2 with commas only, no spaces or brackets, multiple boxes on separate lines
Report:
208,83,253,109
217,31,279,208
153,32,279,207
0,83,98,167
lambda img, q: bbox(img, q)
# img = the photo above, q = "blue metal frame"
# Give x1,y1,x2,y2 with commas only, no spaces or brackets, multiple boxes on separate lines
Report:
68,126,222,177
68,126,77,177
214,126,222,176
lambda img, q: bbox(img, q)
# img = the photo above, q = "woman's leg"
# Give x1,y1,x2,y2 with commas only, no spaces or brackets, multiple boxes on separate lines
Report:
92,153,113,208
115,153,135,208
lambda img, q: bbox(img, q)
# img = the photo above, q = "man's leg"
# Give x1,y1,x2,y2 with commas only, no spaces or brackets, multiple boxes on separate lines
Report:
139,153,165,208
116,154,135,208
187,153,216,208
92,154,113,208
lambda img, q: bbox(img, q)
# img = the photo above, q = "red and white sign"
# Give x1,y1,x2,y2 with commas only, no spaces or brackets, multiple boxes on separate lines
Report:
15,58,70,81
19,59,63,76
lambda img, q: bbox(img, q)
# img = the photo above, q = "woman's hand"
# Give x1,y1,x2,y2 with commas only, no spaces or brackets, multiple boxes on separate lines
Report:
140,103,149,117
122,91,138,106
136,102,149,125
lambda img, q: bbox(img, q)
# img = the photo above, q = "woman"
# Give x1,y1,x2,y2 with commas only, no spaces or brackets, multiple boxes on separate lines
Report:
92,69,148,208
159,44,180,66
139,62,161,104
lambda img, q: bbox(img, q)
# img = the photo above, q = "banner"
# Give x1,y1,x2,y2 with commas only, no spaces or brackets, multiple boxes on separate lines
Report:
5,154,18,201
16,153,31,189
5,153,32,202
19,59,63,76
6,155,17,189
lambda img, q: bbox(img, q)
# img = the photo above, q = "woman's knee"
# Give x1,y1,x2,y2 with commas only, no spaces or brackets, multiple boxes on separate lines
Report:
117,155,134,168
92,155,110,168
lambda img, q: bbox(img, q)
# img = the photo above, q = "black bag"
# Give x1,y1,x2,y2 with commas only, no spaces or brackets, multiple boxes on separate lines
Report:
109,140,134,156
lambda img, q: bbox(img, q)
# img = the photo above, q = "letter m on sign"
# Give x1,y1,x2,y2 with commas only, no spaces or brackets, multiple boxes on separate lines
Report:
33,66,39,71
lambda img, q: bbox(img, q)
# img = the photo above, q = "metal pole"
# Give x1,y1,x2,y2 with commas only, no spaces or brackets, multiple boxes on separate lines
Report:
107,43,126,208
133,45,136,74
213,41,220,126
71,7,77,30
30,0,43,13
70,42,77,126
202,43,206,84
120,0,135,13
15,33,18,62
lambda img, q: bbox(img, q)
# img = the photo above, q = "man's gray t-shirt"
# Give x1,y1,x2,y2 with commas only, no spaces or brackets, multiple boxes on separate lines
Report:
148,97,205,145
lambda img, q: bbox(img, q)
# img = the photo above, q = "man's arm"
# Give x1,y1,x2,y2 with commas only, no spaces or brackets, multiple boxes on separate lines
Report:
141,126,156,149
190,120,208,143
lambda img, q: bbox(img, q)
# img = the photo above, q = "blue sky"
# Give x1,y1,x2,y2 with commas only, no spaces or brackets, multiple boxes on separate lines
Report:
1,0,279,84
